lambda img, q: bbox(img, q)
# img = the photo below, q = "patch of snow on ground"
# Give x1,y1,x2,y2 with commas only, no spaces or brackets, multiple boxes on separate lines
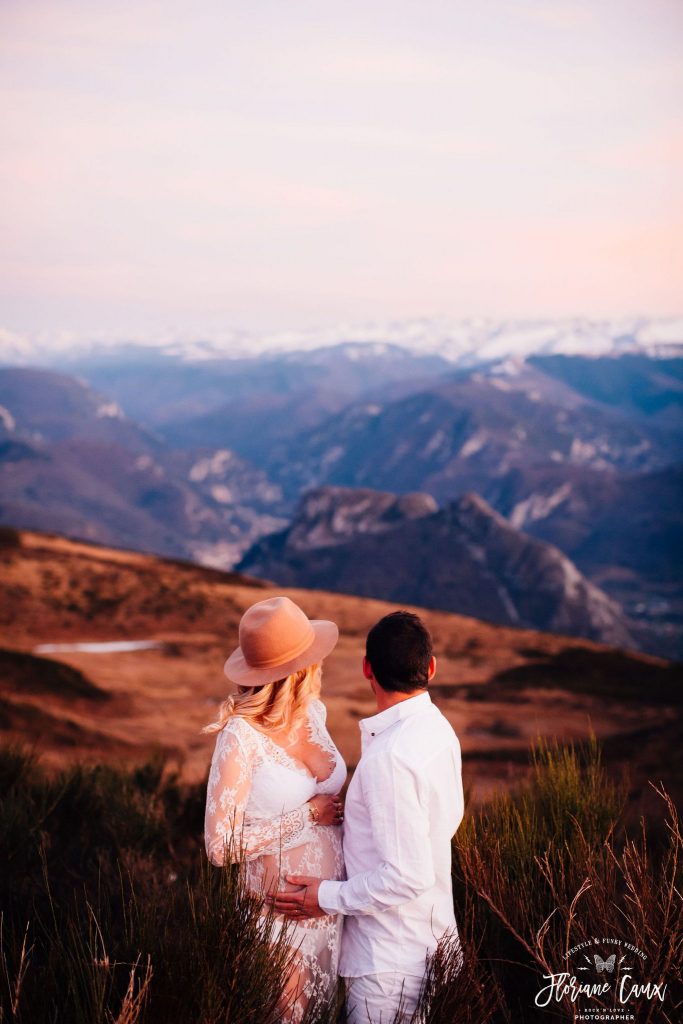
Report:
423,429,448,457
189,450,236,482
35,640,161,654
96,402,124,419
459,430,487,459
0,405,16,431
210,485,233,504
570,438,597,463
509,483,572,529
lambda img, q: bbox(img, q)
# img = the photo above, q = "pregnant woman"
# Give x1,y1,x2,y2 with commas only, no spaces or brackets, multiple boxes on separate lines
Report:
204,596,347,1021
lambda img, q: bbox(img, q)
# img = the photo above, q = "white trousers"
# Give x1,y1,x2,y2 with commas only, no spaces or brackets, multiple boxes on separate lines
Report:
345,972,424,1024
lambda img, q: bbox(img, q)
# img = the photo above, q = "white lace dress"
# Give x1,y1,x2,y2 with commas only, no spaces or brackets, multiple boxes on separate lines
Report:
205,698,347,1020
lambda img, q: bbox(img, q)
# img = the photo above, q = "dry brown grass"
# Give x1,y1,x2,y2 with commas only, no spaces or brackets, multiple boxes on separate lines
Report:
2,530,681,819
453,741,682,1022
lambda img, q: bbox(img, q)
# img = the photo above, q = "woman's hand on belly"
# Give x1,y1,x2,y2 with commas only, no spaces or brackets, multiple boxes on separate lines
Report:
307,793,344,826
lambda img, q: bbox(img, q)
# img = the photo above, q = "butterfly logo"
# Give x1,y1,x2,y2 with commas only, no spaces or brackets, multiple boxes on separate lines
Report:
594,954,616,974
577,950,633,974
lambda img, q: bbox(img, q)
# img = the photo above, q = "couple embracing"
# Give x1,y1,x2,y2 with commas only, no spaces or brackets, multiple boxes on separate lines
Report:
204,596,464,1023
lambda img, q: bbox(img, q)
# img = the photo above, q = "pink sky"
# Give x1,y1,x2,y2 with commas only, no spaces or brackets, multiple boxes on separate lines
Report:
0,0,681,336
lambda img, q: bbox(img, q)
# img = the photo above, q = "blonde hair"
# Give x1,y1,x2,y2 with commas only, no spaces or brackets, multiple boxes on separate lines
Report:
203,663,321,737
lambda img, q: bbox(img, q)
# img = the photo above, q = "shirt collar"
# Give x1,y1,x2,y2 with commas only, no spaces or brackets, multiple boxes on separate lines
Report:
360,691,432,739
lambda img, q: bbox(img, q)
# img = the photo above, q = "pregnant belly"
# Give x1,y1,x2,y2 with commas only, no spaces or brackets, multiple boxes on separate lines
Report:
246,825,344,898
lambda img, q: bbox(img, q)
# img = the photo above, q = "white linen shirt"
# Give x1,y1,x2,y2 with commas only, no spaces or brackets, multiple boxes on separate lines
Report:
318,691,464,977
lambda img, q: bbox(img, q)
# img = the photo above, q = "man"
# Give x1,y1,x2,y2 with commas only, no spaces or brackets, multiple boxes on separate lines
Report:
269,610,464,1023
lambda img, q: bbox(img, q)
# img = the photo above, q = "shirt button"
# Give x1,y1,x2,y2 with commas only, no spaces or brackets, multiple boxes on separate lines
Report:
371,732,375,736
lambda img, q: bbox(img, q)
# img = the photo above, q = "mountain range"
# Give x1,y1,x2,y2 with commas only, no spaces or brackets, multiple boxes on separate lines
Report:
239,487,636,649
0,368,287,565
0,323,681,657
1,315,682,366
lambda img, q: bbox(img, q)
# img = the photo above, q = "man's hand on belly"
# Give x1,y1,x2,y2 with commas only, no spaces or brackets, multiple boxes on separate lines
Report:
266,874,326,919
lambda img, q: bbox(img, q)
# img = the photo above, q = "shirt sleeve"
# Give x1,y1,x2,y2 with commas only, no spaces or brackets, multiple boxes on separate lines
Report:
204,722,317,866
318,749,435,916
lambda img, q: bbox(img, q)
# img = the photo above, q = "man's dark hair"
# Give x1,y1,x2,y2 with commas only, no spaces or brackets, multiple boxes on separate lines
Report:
365,611,433,693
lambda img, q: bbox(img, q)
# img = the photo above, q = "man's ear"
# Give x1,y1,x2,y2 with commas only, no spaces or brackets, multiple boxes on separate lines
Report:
362,656,374,681
427,655,437,682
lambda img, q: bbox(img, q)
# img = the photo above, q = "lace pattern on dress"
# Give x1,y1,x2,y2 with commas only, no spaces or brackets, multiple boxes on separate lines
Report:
204,699,346,1022
205,718,316,865
305,699,337,782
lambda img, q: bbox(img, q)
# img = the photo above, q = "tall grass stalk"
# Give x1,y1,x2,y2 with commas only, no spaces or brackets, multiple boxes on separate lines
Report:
1,847,309,1023
453,738,682,1023
1,741,681,1022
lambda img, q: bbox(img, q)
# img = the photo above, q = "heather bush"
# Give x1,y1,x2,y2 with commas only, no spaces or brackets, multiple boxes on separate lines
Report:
1,741,680,1022
0,747,325,1023
453,737,682,1022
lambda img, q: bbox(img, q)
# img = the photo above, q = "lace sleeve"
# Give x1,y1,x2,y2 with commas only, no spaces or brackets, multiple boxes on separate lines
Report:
204,721,317,866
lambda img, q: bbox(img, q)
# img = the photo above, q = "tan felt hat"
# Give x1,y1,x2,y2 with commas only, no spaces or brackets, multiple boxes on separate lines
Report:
224,595,339,688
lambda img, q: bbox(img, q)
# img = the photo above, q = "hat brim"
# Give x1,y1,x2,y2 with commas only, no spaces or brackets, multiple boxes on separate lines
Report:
223,619,339,688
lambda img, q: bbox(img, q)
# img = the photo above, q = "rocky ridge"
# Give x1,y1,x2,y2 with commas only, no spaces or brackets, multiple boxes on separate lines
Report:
239,487,635,649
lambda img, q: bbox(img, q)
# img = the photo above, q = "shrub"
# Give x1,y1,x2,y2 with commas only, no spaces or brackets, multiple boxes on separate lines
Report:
0,747,322,1023
1,741,680,1023
453,737,682,1022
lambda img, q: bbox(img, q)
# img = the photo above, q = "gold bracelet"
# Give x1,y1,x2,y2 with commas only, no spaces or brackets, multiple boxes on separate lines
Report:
308,802,319,824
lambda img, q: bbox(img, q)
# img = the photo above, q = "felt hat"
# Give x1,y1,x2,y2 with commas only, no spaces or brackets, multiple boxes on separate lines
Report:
224,596,339,687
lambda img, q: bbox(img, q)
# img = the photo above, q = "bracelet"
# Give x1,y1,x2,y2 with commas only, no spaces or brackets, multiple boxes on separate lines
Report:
308,802,319,824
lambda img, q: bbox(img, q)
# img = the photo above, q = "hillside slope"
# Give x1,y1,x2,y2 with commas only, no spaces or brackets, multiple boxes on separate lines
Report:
1,528,680,814
0,367,287,566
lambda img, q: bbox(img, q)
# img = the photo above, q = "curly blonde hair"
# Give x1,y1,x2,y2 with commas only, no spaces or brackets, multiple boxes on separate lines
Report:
203,663,321,737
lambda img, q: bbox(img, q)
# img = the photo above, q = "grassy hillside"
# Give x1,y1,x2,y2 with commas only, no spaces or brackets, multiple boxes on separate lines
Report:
1,740,680,1022
1,527,681,1019
1,527,681,818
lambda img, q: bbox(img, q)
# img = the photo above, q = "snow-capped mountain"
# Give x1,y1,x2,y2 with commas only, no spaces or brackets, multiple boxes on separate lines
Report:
0,316,681,368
